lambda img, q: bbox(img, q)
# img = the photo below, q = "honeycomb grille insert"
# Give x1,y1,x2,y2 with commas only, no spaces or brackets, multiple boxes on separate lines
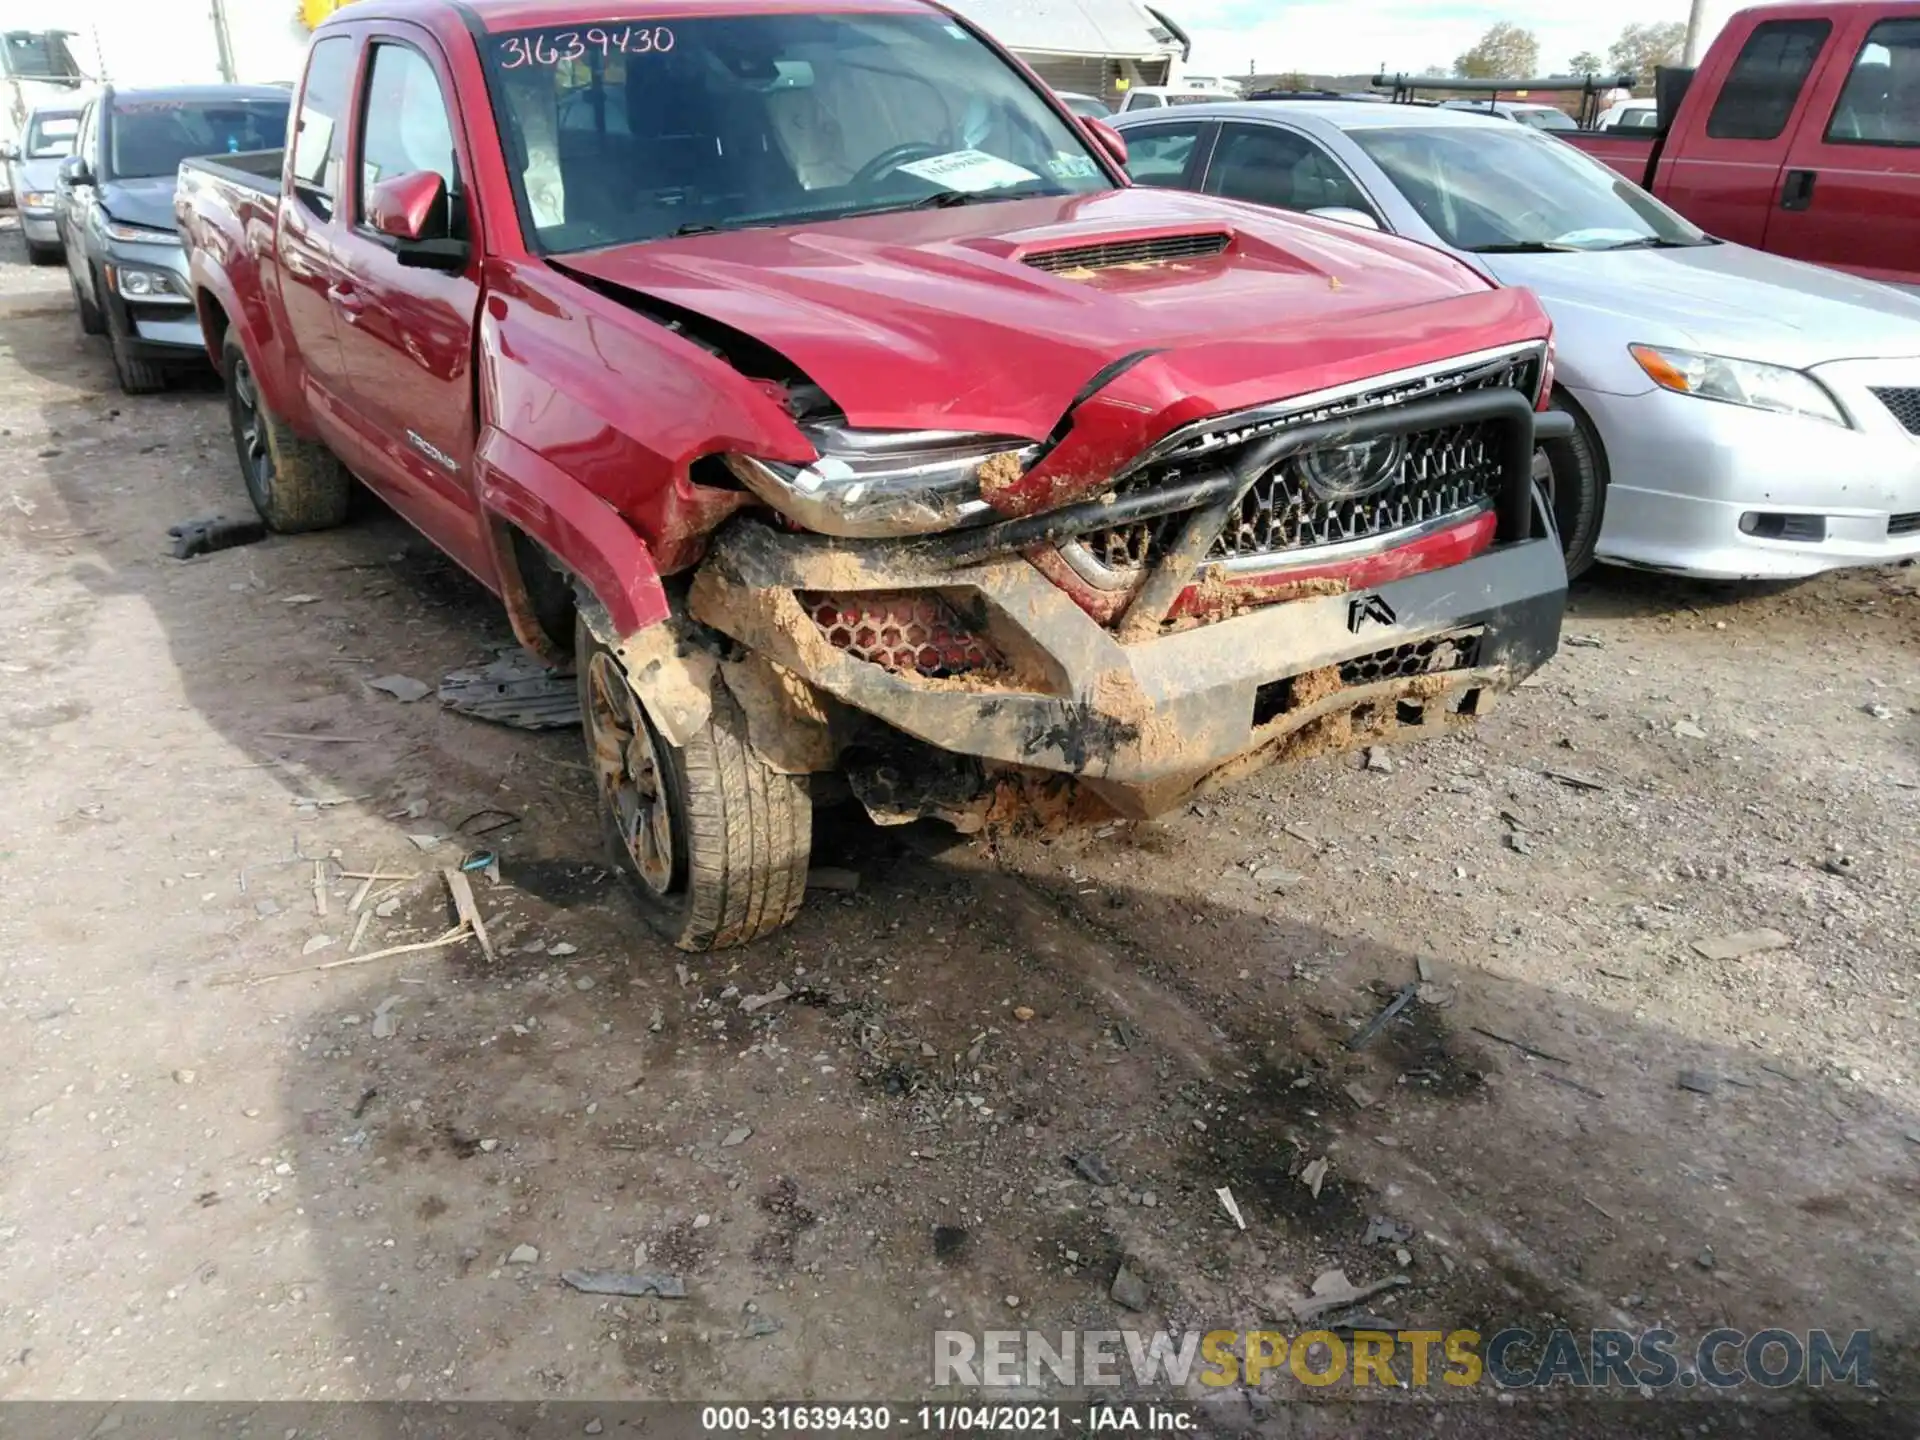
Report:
1023,231,1230,274
1870,386,1920,436
800,591,999,677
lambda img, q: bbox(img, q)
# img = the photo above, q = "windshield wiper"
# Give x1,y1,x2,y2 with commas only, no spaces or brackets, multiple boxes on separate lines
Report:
1466,241,1583,254
1596,236,1711,250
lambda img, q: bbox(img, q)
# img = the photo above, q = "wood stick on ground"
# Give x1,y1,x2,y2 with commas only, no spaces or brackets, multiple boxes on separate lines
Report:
338,870,418,882
313,861,328,918
348,873,377,914
240,926,472,986
348,908,374,954
442,868,495,963
260,732,371,744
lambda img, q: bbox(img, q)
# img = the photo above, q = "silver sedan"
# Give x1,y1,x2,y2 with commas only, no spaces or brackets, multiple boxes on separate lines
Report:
1112,101,1920,580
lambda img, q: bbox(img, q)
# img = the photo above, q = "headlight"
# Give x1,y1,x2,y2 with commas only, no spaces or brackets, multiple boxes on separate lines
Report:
111,264,189,302
1630,344,1847,427
104,218,182,246
20,190,54,209
725,428,1038,538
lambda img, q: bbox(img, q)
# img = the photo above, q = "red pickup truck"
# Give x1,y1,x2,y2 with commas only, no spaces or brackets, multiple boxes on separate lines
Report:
177,0,1568,950
1565,1,1920,291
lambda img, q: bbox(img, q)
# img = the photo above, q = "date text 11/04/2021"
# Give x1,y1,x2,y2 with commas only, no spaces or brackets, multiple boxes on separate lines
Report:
700,1405,1189,1433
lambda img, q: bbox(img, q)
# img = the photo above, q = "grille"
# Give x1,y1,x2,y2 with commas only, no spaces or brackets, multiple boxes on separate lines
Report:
801,591,999,677
1340,632,1479,685
1211,422,1502,559
1073,350,1537,582
1891,511,1920,537
1023,231,1230,274
1871,387,1920,436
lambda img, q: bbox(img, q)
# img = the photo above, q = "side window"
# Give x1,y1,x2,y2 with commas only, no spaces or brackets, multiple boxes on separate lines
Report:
291,36,356,220
1705,19,1832,140
1204,123,1372,217
356,42,458,212
1825,18,1920,146
1123,123,1203,187
1129,93,1162,110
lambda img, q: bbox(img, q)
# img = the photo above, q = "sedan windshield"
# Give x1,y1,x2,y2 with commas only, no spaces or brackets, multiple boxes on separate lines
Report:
1349,122,1710,252
483,14,1113,252
25,112,80,158
107,98,290,180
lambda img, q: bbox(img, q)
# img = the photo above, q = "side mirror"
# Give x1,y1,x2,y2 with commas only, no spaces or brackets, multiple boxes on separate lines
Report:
1308,206,1382,231
58,153,93,186
367,169,469,271
1084,116,1129,169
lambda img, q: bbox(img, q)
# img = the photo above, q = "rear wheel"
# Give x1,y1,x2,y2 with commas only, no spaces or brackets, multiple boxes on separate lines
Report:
223,332,351,532
578,615,812,951
1534,393,1607,580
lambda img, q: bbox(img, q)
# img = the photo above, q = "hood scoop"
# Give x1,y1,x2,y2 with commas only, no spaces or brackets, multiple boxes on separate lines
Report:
1021,230,1231,275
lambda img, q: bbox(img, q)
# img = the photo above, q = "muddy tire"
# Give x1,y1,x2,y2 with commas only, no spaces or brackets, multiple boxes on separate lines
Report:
223,332,351,533
109,324,167,395
72,269,105,336
1535,392,1607,581
578,616,811,951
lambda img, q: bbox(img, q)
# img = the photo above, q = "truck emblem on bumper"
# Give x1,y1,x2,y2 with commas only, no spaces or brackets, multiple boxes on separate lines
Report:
1348,594,1397,632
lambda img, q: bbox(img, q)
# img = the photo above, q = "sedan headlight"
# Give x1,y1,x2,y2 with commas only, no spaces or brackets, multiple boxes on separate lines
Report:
1629,344,1847,427
103,218,182,246
725,428,1037,538
20,190,55,209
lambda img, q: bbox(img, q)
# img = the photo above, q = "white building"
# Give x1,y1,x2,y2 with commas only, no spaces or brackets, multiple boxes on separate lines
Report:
946,0,1189,106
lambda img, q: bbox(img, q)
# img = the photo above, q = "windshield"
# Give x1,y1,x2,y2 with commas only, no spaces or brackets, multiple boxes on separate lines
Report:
106,98,290,180
483,14,1113,252
25,113,80,158
1349,122,1709,252
1514,107,1577,131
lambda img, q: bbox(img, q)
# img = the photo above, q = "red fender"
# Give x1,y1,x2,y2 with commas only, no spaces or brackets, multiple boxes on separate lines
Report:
476,425,671,637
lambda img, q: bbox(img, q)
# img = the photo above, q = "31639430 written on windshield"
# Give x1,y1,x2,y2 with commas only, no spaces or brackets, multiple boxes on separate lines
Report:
478,12,1114,251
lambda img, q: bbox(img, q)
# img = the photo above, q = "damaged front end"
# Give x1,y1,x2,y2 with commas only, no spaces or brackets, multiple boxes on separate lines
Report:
672,342,1567,830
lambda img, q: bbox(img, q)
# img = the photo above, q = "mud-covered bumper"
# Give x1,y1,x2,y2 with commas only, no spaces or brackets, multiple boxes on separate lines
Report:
691,508,1566,815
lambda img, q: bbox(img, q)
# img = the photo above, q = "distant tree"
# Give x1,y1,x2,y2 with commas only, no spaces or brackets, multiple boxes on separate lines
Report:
1608,21,1685,84
1420,62,1450,77
1568,49,1604,76
1454,23,1540,79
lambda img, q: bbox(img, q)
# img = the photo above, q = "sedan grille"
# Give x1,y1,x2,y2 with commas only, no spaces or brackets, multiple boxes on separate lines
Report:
1023,231,1230,274
1890,511,1920,538
1871,387,1920,436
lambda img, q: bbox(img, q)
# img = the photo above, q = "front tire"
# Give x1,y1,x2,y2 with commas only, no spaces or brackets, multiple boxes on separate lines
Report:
109,317,167,395
222,332,351,532
72,267,105,335
26,240,60,266
578,616,812,951
1535,392,1607,580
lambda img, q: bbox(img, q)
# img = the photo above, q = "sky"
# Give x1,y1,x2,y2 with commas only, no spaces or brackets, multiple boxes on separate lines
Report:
1171,0,1742,79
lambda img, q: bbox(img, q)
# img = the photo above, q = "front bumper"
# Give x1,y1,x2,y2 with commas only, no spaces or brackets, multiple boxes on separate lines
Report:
691,506,1564,817
20,212,59,244
1580,368,1920,580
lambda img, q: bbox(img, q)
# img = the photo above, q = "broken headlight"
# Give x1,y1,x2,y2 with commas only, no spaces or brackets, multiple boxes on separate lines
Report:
725,428,1036,539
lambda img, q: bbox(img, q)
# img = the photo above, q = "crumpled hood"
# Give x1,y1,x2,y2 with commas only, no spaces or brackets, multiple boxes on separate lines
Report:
1481,241,1920,370
561,187,1545,438
99,176,180,235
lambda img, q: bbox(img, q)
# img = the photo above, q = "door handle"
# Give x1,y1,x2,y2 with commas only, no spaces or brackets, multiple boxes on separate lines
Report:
1780,169,1817,212
327,279,366,322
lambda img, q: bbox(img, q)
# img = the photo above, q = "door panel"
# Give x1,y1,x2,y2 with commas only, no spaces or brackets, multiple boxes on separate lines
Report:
275,34,360,444
332,30,493,583
1201,121,1380,223
1763,13,1920,286
1657,16,1834,246
1118,119,1216,189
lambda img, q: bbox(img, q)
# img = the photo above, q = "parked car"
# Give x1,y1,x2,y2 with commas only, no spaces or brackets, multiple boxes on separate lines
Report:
1056,90,1111,118
1440,99,1579,131
1562,0,1920,291
1594,98,1659,131
1,27,87,205
181,0,1569,951
56,84,289,392
1115,85,1232,112
1,100,83,262
1114,100,1920,580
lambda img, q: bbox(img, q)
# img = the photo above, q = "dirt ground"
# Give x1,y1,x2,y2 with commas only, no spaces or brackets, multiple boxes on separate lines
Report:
0,216,1915,1436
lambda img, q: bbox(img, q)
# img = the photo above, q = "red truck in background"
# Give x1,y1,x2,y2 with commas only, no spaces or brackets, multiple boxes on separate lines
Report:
177,0,1569,950
1565,1,1920,291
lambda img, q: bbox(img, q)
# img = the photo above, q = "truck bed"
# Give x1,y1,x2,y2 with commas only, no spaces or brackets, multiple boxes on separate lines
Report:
1560,131,1656,186
179,148,284,195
